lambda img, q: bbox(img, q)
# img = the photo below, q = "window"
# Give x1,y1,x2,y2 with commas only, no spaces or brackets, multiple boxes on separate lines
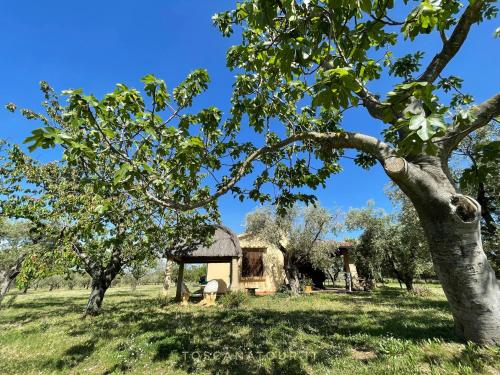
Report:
241,248,265,278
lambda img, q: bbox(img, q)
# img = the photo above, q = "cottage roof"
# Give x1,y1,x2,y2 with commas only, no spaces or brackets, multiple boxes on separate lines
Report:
171,226,242,263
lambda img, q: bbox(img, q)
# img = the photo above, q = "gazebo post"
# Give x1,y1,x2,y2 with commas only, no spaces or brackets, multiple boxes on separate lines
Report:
229,257,240,291
176,262,185,301
343,253,352,292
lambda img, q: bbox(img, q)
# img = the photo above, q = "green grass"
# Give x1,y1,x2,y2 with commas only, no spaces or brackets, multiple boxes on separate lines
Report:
0,284,498,374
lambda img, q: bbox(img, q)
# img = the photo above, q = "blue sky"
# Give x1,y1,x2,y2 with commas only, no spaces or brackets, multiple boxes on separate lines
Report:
1,1,498,236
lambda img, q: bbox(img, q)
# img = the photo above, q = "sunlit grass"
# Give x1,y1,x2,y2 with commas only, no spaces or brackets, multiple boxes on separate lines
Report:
0,283,498,374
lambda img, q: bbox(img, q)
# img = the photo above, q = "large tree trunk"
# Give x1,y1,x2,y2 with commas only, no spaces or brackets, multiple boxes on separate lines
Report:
83,253,122,316
418,202,500,345
386,155,500,345
283,257,301,295
85,277,108,316
277,244,301,295
403,277,414,292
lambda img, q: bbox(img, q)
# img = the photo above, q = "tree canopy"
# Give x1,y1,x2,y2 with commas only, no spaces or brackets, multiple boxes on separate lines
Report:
246,204,340,293
3,0,500,344
0,140,214,314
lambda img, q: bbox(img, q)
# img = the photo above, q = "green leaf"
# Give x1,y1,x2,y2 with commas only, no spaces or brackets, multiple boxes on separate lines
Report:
427,114,446,130
5,102,16,112
409,113,426,130
408,113,445,142
416,124,434,141
113,162,131,185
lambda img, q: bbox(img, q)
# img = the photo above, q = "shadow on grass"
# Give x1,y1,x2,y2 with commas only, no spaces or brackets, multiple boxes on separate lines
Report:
334,287,451,311
1,293,19,307
49,338,97,370
2,287,458,375
138,307,454,372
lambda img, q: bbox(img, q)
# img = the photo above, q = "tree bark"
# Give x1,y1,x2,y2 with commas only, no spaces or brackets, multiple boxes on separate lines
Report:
276,244,301,295
386,155,500,345
83,254,122,316
85,277,108,316
326,269,337,287
388,256,405,290
131,279,138,292
287,265,301,295
403,278,414,292
418,203,500,344
162,259,172,295
0,257,24,306
0,273,16,305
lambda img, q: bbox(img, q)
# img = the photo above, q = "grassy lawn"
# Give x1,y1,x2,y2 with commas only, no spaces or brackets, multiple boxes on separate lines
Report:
0,284,498,375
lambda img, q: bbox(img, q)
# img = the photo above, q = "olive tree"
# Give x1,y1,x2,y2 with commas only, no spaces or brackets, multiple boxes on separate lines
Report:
347,197,433,291
382,190,433,291
345,202,388,290
246,205,339,294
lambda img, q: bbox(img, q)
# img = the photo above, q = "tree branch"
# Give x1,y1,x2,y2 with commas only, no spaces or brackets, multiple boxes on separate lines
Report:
358,90,388,121
6,255,25,280
72,243,97,276
441,93,500,155
146,131,395,210
418,1,484,83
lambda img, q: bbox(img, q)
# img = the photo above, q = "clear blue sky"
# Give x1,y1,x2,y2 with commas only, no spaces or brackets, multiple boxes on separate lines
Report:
1,1,498,236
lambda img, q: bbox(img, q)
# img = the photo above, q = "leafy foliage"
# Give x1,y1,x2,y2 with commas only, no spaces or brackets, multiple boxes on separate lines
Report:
246,204,341,293
246,204,341,271
345,201,388,291
8,74,246,215
219,290,249,308
0,218,32,271
9,1,499,215
346,195,432,291
0,138,215,313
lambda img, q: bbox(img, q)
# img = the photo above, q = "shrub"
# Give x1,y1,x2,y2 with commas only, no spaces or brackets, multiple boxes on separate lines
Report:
274,283,293,298
219,291,249,308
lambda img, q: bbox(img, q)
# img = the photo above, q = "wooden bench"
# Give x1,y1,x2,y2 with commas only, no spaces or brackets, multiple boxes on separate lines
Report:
245,287,258,296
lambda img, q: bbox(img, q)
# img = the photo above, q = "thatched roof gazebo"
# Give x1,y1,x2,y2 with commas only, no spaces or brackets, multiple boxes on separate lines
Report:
170,226,242,301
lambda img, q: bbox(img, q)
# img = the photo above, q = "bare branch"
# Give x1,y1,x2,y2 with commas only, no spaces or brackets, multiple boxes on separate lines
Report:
418,1,484,83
